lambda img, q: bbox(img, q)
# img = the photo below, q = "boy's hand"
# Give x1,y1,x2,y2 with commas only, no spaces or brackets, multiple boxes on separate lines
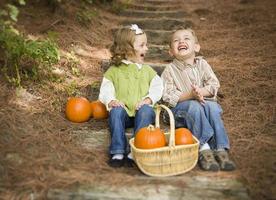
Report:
135,97,152,110
191,84,205,105
108,100,125,108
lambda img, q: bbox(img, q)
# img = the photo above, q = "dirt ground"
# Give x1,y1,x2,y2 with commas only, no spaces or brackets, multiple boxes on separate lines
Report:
0,0,275,199
186,0,276,199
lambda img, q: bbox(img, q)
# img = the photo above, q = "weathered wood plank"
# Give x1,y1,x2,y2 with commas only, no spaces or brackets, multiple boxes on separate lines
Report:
47,174,250,200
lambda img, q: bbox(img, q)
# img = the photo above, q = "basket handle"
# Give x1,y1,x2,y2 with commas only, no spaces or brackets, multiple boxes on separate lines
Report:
155,104,175,147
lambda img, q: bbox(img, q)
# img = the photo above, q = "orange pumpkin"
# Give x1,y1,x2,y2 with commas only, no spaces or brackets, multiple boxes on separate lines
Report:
134,125,166,149
65,97,91,123
175,128,194,145
90,100,108,119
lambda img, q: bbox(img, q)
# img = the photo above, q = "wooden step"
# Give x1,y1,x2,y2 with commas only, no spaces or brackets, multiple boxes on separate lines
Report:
110,28,173,45
135,0,182,5
145,29,172,45
146,44,172,62
48,175,250,200
122,18,193,31
47,129,250,200
123,3,180,11
120,9,189,18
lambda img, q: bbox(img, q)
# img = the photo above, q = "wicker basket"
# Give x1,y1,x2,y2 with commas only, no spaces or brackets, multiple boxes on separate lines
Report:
129,104,199,177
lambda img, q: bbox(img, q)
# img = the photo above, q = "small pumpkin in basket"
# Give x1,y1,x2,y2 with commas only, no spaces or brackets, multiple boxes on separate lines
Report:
66,97,91,123
90,100,108,119
175,128,194,145
134,125,166,149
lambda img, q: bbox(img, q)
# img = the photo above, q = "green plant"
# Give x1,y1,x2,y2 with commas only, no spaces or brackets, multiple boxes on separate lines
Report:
0,30,60,86
47,31,59,42
65,80,81,96
65,52,80,76
90,81,101,89
76,9,98,27
110,0,130,13
0,1,60,87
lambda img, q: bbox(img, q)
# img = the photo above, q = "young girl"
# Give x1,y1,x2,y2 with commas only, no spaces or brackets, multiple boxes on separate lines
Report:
161,28,236,171
99,24,163,168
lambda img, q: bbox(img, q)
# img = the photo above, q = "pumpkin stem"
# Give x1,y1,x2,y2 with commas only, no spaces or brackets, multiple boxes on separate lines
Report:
147,124,155,131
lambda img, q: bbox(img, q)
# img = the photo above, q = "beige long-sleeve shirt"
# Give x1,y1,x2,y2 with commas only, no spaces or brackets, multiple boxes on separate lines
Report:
161,57,220,107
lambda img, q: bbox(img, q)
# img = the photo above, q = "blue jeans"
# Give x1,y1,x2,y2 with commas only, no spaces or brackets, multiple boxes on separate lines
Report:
172,100,230,150
108,105,155,155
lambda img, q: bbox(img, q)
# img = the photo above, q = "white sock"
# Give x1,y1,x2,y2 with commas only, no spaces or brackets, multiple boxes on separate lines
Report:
216,148,226,152
200,143,210,152
127,152,133,160
112,154,124,160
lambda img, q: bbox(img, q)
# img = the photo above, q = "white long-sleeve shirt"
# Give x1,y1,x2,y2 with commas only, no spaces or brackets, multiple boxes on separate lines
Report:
99,60,163,110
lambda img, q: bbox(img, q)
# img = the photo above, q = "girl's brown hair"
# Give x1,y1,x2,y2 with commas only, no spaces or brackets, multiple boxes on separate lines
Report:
110,26,137,66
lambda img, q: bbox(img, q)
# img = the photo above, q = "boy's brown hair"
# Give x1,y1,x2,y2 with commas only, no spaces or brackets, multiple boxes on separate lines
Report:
169,27,199,47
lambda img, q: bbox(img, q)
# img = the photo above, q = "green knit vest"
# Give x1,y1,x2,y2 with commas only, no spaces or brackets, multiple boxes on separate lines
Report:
104,63,157,116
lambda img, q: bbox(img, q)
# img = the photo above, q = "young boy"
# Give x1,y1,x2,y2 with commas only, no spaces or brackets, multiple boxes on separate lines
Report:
161,28,236,171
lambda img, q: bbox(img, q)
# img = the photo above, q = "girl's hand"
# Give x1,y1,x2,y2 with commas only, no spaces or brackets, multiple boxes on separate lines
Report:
191,84,205,105
135,97,152,110
108,100,125,108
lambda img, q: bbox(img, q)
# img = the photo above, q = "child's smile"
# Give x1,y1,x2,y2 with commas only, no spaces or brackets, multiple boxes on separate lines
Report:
169,30,200,61
178,44,188,51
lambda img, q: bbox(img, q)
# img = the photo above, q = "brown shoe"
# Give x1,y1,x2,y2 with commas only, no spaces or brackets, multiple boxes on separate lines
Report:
214,150,236,171
198,150,219,171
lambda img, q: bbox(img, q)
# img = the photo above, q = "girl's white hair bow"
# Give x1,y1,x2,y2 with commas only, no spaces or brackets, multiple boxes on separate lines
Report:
130,24,144,35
